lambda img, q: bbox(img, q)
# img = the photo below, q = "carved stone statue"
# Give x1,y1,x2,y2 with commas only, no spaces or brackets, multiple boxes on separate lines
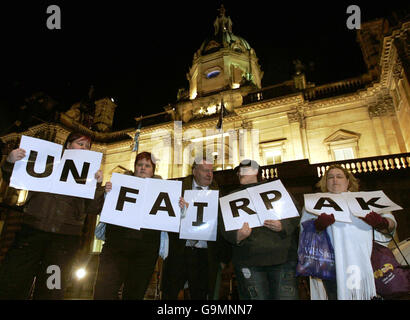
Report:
213,4,233,35
293,59,305,75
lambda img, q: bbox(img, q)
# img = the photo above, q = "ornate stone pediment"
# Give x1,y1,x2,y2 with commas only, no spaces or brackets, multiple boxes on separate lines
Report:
324,129,361,145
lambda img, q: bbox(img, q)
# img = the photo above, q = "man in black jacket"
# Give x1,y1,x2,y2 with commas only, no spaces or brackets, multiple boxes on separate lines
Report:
161,157,231,300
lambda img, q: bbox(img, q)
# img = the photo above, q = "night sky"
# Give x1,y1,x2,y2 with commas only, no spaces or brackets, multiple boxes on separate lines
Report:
0,1,408,133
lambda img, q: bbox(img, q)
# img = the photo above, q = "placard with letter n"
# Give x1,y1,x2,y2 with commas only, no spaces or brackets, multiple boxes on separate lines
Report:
9,135,102,199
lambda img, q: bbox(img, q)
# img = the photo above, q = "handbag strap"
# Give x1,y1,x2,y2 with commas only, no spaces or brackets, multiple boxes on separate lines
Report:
373,228,410,266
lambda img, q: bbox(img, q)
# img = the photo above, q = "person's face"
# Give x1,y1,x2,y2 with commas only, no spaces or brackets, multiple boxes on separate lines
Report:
193,162,213,187
238,166,258,185
135,158,154,178
66,137,91,150
326,168,349,194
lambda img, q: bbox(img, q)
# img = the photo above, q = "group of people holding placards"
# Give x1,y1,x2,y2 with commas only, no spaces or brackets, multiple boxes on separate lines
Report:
0,132,403,300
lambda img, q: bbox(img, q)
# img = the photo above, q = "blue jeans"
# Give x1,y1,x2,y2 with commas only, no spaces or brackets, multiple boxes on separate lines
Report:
234,261,299,300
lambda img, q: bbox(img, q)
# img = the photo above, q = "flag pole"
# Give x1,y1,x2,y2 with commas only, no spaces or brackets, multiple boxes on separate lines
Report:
221,99,224,170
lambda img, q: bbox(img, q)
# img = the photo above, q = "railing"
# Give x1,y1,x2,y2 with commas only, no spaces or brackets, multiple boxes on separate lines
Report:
242,76,370,106
314,153,410,177
259,153,410,181
303,76,368,101
243,84,297,105
261,165,279,180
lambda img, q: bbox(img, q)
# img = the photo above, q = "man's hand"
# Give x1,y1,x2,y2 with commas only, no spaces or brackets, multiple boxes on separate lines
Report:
179,197,189,209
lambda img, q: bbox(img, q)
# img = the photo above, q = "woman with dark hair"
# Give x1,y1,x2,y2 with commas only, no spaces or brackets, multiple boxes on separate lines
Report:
300,164,397,300
0,132,104,299
93,151,161,300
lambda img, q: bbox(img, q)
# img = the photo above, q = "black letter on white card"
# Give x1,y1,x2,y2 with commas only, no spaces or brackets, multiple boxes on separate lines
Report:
26,151,54,178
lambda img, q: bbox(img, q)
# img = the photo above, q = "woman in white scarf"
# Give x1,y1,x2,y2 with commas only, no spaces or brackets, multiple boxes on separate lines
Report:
300,165,397,300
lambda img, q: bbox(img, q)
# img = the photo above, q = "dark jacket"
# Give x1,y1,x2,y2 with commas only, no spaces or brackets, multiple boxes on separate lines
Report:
2,159,105,236
220,180,300,267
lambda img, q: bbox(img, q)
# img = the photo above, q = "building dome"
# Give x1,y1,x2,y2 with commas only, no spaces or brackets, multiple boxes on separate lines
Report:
199,29,252,57
186,5,263,101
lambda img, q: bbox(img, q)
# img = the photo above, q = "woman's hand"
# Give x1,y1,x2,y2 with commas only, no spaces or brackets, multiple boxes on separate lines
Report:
237,222,252,243
361,211,393,232
264,219,282,232
95,170,103,183
7,148,26,163
179,197,189,209
105,181,112,193
314,213,335,232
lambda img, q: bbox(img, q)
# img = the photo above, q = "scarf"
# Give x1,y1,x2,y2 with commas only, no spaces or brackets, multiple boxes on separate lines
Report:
302,208,378,300
330,214,376,299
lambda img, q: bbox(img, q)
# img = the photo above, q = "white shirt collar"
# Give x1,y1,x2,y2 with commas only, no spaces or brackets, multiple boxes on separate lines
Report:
192,178,209,190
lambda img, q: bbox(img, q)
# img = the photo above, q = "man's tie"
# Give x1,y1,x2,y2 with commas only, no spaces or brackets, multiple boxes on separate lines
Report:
191,186,203,247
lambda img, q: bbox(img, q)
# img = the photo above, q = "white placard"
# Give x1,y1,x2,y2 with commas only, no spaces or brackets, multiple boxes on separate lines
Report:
99,173,147,230
179,189,219,241
10,135,62,193
219,189,262,231
342,191,403,218
304,193,352,223
140,178,182,233
9,135,103,199
52,149,103,199
247,180,300,222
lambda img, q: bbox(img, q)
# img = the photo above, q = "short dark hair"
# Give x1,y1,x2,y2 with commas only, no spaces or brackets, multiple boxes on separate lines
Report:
134,151,156,174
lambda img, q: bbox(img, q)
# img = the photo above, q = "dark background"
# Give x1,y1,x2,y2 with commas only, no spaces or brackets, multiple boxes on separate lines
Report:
0,0,408,132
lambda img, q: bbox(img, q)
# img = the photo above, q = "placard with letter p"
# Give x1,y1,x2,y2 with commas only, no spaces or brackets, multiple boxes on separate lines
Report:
246,180,299,223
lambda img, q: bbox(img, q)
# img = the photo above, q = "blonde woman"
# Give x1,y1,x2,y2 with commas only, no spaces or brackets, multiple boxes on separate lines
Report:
300,165,397,300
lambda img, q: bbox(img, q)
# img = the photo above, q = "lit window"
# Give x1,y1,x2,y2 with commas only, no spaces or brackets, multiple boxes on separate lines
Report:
206,70,221,79
333,148,354,161
265,150,282,165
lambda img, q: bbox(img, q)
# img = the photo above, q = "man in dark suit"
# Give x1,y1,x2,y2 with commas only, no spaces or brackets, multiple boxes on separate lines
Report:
161,156,231,300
